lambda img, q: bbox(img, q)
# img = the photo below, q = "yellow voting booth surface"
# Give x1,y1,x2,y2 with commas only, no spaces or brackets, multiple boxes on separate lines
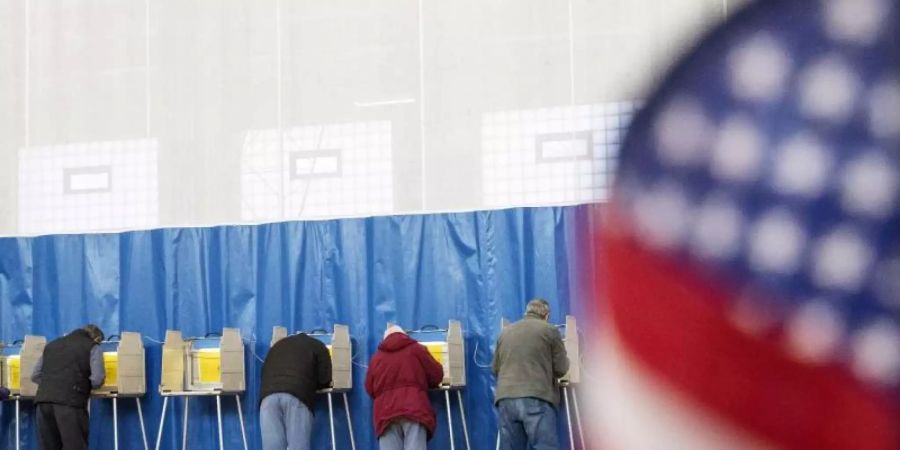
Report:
101,352,118,388
424,342,447,366
197,348,222,384
7,355,20,390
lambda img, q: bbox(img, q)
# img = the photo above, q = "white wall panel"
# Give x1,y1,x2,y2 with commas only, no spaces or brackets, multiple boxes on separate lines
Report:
0,0,741,235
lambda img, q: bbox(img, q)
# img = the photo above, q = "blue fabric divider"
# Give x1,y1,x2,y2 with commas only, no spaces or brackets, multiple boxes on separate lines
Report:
0,204,597,449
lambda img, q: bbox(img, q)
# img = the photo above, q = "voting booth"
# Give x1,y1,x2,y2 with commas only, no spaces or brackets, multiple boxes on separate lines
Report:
271,324,356,450
398,321,470,450
497,315,584,450
0,336,45,399
155,328,248,450
556,316,584,449
0,336,45,450
90,332,150,450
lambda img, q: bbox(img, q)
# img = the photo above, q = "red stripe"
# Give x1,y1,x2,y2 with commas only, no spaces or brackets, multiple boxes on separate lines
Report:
599,219,898,450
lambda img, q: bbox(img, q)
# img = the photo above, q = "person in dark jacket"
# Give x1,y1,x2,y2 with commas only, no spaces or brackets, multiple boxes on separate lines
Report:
31,324,106,450
259,332,332,450
492,299,569,450
365,325,444,450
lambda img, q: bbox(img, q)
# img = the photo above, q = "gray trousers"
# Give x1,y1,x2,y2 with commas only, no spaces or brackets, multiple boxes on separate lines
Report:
378,419,427,450
260,393,314,450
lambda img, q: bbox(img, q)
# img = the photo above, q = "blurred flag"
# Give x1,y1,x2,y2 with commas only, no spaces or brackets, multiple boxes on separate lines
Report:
595,0,899,449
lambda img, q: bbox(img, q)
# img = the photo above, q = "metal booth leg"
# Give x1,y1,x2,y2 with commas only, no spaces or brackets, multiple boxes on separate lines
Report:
15,398,20,450
181,397,189,450
495,430,500,450
235,395,248,450
327,392,336,450
113,397,119,450
154,396,168,450
216,395,224,450
136,398,150,450
342,392,357,450
456,390,471,450
572,388,585,448
562,386,574,450
444,390,456,450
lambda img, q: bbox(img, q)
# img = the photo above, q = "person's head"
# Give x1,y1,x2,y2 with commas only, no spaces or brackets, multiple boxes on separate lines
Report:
81,324,104,344
524,298,551,321
383,325,406,340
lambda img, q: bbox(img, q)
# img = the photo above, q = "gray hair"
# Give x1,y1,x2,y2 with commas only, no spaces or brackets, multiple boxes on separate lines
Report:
524,298,550,319
82,324,105,343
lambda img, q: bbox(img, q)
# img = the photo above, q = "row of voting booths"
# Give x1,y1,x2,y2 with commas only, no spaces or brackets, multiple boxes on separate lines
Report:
0,317,583,450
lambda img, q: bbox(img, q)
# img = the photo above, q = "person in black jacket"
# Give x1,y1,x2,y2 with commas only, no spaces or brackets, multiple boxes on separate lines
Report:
31,324,105,450
259,332,332,450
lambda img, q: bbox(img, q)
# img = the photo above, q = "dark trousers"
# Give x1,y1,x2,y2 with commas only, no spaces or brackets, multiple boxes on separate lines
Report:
36,403,89,450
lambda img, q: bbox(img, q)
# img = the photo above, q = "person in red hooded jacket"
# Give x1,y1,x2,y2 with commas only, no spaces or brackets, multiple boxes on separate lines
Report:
365,325,444,450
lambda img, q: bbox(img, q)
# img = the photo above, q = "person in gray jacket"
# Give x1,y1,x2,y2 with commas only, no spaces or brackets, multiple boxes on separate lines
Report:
492,298,569,450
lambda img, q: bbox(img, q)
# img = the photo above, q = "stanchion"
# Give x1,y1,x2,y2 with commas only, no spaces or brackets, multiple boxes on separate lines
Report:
327,392,336,450
342,392,357,450
445,390,456,450
181,397,189,450
572,387,584,447
156,392,248,450
215,395,224,450
136,398,149,450
235,395,248,450
113,397,119,450
563,385,574,450
153,396,168,450
457,390,471,450
15,398,20,450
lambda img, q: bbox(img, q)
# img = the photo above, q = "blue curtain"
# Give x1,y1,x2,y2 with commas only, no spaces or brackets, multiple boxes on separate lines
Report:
0,204,598,449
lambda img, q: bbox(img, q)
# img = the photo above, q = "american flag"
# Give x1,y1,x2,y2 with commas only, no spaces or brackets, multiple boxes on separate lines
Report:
594,0,899,449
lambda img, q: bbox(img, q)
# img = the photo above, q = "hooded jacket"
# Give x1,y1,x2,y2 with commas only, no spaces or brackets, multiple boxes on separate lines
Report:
364,332,444,438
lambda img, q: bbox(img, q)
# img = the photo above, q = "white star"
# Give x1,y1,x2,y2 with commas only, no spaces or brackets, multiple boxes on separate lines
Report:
654,97,713,167
710,115,765,184
691,194,743,260
786,301,845,364
772,132,833,198
823,0,891,45
798,55,861,124
852,319,900,385
840,151,898,218
728,33,792,103
631,180,692,251
811,226,874,291
748,208,807,274
868,78,900,140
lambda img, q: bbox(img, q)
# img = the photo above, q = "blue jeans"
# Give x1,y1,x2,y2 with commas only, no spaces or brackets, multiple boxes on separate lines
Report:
260,393,313,450
379,419,427,450
497,398,559,450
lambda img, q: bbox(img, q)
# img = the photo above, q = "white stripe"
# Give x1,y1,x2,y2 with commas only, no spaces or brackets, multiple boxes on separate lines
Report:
584,329,775,450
